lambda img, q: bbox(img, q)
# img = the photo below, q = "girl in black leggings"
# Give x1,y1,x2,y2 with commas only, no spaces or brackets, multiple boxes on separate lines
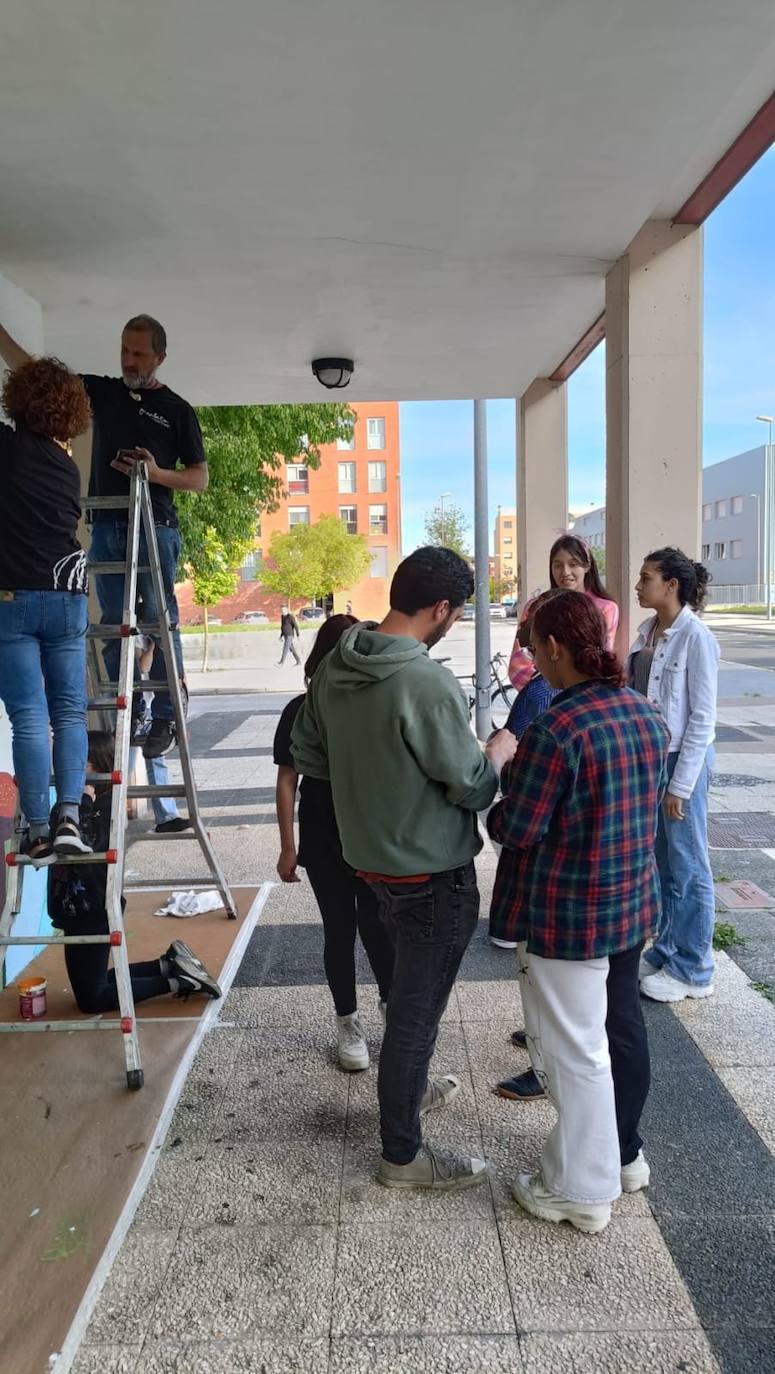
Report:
48,730,221,1013
274,616,395,1073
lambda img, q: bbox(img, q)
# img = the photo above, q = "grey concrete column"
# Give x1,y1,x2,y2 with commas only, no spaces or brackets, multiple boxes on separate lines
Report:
517,380,568,603
605,221,703,651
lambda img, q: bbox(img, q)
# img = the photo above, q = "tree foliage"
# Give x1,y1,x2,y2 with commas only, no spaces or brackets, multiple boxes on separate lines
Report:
261,515,372,604
176,402,354,573
189,527,253,670
423,500,471,557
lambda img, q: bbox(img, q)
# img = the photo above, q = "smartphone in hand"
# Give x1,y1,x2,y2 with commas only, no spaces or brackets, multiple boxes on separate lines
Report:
110,448,141,474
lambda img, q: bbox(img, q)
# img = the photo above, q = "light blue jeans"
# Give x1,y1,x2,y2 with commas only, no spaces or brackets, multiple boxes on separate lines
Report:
645,748,715,987
0,591,88,824
128,746,179,825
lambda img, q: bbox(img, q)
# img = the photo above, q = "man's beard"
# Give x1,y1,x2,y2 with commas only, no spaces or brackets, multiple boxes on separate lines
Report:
122,370,156,388
424,612,455,650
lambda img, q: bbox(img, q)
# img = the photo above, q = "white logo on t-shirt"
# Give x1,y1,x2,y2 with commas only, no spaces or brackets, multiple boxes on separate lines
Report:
139,407,171,429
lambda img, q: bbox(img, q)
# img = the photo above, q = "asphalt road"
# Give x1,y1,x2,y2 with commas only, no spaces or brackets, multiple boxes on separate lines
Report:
711,621,775,672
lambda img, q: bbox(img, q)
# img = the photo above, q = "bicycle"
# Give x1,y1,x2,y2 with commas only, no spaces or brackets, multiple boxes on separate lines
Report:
453,651,515,720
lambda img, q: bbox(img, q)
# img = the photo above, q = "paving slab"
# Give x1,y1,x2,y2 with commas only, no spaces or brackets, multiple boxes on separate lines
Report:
82,1228,178,1346
134,1338,330,1372
329,1336,523,1373
519,1331,720,1373
71,1346,141,1374
716,1065,775,1154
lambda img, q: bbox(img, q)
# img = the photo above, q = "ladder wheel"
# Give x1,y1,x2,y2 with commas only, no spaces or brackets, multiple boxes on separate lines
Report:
126,1069,144,1091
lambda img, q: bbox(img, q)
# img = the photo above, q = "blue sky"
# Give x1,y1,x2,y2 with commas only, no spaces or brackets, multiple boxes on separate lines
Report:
399,145,775,551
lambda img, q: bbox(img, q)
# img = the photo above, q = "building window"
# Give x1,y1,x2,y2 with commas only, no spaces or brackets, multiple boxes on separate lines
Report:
337,434,356,451
338,462,357,494
703,504,712,522
715,500,727,519
370,546,389,578
368,460,387,493
367,417,386,450
339,505,357,535
369,504,388,535
289,507,310,527
731,495,744,515
503,520,513,528
714,541,727,560
286,463,309,495
240,550,260,579
701,544,710,560
731,539,743,559
503,536,513,545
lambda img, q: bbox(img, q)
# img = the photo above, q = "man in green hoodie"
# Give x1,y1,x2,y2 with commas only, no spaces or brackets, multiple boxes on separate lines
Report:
292,546,516,1191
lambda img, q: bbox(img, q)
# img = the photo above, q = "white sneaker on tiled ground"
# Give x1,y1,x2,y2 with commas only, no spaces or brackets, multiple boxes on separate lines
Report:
336,1013,369,1071
378,1144,487,1191
511,1171,611,1234
639,954,659,980
420,1074,461,1115
490,937,517,949
620,1150,650,1193
640,968,714,1002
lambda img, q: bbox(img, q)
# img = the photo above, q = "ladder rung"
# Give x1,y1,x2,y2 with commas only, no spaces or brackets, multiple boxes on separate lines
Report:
82,495,131,509
131,830,196,842
127,785,187,798
103,682,172,693
87,623,160,639
89,562,151,574
0,1019,128,1033
0,933,112,946
7,851,116,868
87,698,130,710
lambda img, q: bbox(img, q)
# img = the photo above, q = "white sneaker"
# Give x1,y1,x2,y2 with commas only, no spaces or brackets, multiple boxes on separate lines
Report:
640,968,714,1003
511,1171,611,1234
621,1150,650,1193
420,1074,461,1115
639,955,659,980
336,1013,369,1071
490,937,517,950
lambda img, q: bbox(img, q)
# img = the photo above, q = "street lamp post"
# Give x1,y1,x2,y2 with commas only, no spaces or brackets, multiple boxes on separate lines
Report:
756,417,774,621
439,491,452,547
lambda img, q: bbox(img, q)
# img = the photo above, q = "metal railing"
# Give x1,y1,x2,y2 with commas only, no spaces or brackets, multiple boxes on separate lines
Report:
705,584,767,608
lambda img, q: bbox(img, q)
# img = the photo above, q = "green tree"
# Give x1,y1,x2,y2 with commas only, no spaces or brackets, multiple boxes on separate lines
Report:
261,515,371,605
423,500,470,557
190,527,253,671
177,402,354,571
593,545,606,577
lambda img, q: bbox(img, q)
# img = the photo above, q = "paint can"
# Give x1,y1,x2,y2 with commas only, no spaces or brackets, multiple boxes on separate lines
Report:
18,977,47,1021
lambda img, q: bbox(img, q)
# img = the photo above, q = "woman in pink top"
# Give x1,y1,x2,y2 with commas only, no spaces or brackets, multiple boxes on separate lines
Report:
508,535,619,690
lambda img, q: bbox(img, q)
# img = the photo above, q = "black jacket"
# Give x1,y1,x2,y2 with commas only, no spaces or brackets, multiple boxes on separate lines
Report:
48,791,122,935
280,612,299,639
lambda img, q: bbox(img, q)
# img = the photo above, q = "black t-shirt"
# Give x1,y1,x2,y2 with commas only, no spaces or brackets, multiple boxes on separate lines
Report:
280,612,299,638
0,423,86,593
82,375,206,527
273,694,342,867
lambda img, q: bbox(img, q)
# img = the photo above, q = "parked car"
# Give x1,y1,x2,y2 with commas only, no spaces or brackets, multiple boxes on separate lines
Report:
234,611,269,624
300,607,326,621
488,603,507,619
461,603,475,620
207,617,223,626
505,601,520,618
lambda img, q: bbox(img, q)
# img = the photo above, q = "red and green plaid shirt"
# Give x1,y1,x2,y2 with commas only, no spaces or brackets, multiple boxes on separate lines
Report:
487,680,669,960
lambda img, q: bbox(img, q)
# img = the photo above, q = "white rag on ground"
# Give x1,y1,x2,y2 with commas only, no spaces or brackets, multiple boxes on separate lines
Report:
153,889,225,917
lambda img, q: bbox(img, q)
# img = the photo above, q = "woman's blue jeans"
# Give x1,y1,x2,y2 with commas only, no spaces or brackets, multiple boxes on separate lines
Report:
645,748,716,987
0,591,88,824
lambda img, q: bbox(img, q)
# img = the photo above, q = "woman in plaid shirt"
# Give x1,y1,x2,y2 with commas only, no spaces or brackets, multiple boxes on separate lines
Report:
488,590,669,1235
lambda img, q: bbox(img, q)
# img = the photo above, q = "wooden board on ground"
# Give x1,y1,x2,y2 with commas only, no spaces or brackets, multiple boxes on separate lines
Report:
0,886,259,1374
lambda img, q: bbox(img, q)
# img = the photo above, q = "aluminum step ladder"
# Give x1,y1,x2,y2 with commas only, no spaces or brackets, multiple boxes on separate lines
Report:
0,462,236,1090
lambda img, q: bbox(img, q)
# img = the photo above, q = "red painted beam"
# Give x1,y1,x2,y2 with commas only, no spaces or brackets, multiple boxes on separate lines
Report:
674,91,775,225
549,313,605,383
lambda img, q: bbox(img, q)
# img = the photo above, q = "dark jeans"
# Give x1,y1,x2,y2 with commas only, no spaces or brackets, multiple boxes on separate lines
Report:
305,855,395,1016
65,943,169,1014
370,861,480,1165
606,942,650,1167
279,635,301,665
89,520,184,722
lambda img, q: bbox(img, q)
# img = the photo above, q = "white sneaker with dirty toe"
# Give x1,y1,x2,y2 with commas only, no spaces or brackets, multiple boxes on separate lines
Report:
620,1150,650,1193
511,1171,611,1234
640,968,713,1002
336,1013,369,1071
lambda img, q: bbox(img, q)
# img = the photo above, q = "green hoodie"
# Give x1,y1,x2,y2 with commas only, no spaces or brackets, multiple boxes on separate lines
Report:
291,623,498,876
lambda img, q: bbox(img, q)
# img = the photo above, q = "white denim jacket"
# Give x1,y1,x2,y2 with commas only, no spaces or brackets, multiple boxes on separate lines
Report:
627,605,719,800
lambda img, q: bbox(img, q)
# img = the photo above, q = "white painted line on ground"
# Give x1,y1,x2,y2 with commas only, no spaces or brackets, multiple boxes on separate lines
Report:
50,880,273,1374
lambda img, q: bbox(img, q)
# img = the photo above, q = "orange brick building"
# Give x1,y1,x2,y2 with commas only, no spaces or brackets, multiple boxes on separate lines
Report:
252,400,402,622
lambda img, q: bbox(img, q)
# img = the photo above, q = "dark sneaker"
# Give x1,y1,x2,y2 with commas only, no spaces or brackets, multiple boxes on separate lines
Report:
52,819,93,856
20,833,56,867
493,1069,546,1102
154,818,192,834
378,1144,487,1192
143,720,177,758
510,1029,528,1049
166,941,221,999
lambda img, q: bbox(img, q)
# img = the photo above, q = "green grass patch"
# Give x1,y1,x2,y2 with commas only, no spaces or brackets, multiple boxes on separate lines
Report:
713,921,746,951
751,981,775,1004
180,622,317,635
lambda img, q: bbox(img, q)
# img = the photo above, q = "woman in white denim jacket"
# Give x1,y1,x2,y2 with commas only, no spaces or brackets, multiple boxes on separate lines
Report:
627,548,719,1002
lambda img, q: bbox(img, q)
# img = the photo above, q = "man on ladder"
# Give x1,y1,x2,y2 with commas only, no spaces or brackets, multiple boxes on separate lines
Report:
0,313,207,760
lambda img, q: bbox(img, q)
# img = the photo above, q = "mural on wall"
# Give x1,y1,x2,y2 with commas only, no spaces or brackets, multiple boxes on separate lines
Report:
0,707,53,986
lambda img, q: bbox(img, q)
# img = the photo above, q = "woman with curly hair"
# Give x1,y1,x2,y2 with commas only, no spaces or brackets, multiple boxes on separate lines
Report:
507,534,619,691
0,356,93,862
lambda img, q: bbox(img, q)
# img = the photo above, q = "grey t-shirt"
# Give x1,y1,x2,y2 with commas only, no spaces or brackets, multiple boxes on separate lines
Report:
631,646,655,698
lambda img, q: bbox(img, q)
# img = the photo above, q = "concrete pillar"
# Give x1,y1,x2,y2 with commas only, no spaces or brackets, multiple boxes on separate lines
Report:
517,379,568,602
605,221,703,651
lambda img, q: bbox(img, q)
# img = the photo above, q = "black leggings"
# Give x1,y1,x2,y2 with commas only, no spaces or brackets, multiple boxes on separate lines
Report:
305,856,395,1016
65,943,169,1014
606,942,650,1168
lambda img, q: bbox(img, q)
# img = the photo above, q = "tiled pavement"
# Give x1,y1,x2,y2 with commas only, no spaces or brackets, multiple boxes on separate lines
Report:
70,688,775,1374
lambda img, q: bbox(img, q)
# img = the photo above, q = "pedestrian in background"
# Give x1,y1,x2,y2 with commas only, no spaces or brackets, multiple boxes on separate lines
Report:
278,605,301,666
